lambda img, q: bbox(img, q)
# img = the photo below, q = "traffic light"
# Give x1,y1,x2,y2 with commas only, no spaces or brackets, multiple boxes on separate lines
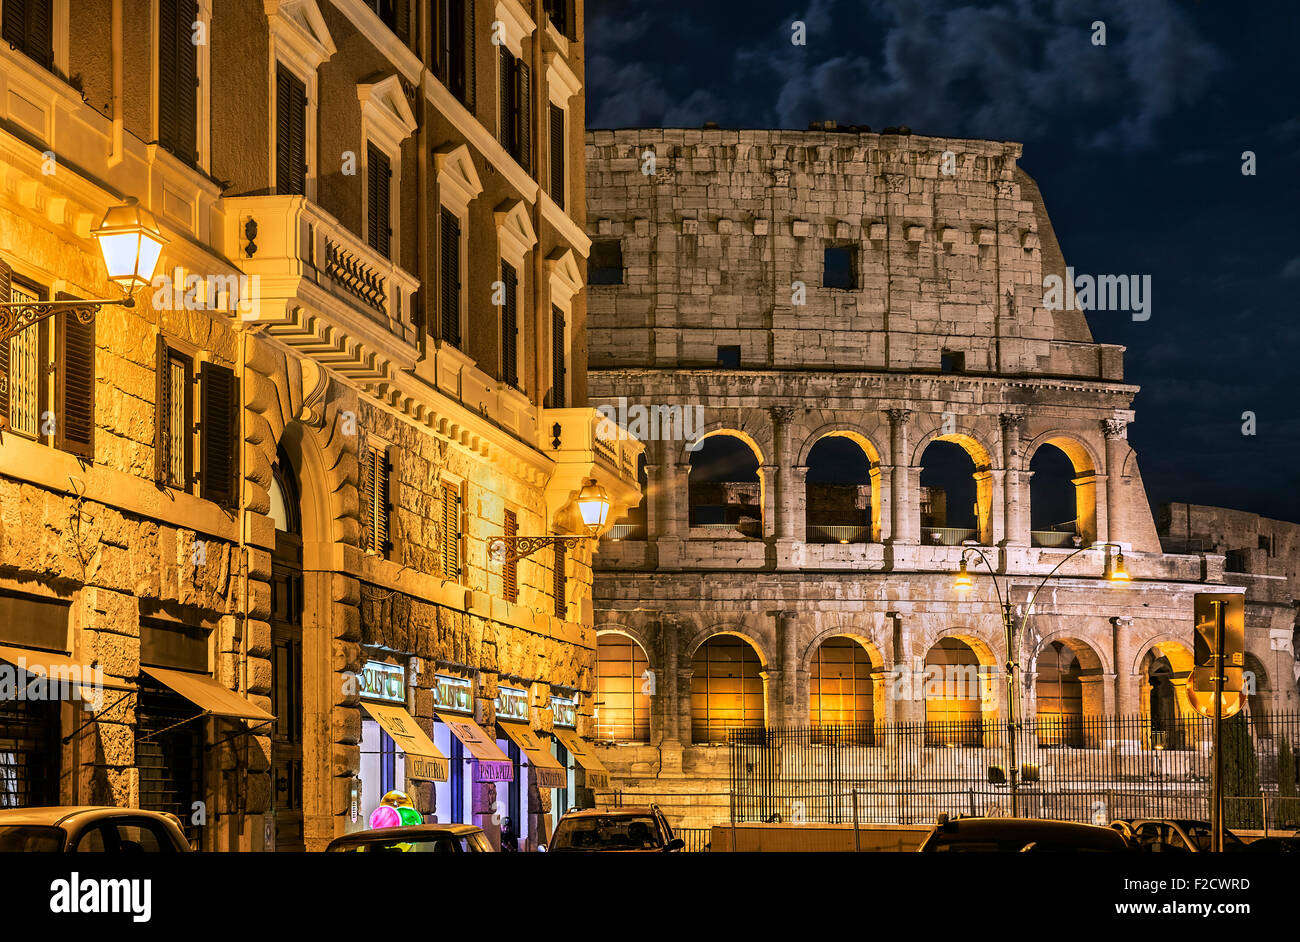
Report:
1187,593,1244,719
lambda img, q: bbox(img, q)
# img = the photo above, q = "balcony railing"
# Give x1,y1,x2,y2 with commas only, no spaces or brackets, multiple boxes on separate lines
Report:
607,523,647,541
691,520,762,540
921,527,977,546
1031,530,1081,548
807,524,872,544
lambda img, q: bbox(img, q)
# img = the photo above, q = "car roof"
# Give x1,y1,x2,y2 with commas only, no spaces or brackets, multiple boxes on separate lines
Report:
937,818,1121,836
330,823,485,842
560,807,658,818
0,806,177,828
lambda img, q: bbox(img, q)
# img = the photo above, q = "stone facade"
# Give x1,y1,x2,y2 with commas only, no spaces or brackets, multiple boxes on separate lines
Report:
584,127,1298,827
0,0,637,851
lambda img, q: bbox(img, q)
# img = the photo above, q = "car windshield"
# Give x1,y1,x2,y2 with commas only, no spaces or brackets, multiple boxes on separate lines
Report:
0,825,65,852
928,829,1125,852
330,834,485,853
551,815,663,850
1183,824,1244,851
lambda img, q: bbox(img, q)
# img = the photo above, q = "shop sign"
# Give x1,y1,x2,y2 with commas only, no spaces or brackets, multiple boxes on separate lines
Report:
434,673,473,714
496,686,529,722
551,696,577,729
361,660,406,704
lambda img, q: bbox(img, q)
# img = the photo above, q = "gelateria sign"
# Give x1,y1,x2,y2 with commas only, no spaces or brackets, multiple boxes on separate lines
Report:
361,660,406,704
496,686,529,722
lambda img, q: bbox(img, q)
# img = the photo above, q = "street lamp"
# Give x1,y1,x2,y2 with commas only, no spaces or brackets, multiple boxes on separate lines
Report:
489,479,612,564
0,197,167,344
952,540,1130,817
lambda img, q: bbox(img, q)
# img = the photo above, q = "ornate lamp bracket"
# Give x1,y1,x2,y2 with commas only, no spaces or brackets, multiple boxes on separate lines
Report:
0,295,135,345
489,534,587,565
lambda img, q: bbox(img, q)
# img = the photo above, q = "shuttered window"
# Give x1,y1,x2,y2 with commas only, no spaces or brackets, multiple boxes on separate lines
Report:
366,144,392,259
275,67,308,196
543,0,573,39
54,295,95,459
548,103,565,209
199,362,239,508
154,340,193,488
437,0,474,109
503,509,518,603
500,261,518,388
158,0,199,166
440,482,461,582
369,0,409,41
552,539,566,619
546,305,566,408
359,441,392,557
2,0,53,70
439,208,461,346
499,47,530,172
1,274,43,439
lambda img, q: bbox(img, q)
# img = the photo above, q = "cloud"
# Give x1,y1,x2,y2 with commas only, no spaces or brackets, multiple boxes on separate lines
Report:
1282,256,1300,279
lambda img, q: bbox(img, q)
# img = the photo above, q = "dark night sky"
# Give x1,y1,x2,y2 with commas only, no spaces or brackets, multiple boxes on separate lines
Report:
585,0,1300,525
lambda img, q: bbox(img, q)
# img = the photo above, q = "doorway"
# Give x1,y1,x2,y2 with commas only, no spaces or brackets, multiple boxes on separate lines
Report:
270,451,305,851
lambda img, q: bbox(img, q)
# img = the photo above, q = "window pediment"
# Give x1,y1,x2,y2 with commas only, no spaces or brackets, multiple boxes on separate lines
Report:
267,0,336,74
495,198,537,268
545,247,581,305
493,0,536,59
358,75,418,153
434,142,484,215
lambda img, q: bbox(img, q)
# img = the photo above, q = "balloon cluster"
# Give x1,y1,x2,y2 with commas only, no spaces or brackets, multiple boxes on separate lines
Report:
368,790,422,829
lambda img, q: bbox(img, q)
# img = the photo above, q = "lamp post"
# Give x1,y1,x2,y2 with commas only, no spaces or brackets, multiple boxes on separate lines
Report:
489,479,611,564
0,197,167,344
954,541,1129,817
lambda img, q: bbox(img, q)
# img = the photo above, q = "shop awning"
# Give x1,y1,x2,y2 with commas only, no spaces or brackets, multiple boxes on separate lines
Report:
0,645,136,697
435,712,513,782
362,701,449,782
498,721,567,789
551,727,611,789
142,666,275,722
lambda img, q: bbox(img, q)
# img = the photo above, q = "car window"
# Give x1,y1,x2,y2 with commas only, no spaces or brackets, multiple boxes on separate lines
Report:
332,836,461,853
0,825,65,852
74,824,116,853
115,820,175,853
461,832,492,852
1166,827,1191,852
551,815,664,850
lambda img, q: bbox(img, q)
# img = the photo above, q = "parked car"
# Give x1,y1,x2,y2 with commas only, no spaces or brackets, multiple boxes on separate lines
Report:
1110,818,1247,853
0,807,191,852
917,815,1131,852
326,822,493,853
547,805,685,852
1241,835,1300,853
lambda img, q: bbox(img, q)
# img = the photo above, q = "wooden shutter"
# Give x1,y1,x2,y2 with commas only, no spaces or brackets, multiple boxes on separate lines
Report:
359,440,375,551
463,0,476,110
54,297,95,459
393,0,410,42
439,208,461,346
276,68,307,196
199,362,239,507
154,336,170,483
552,539,566,618
550,305,566,407
517,60,531,174
378,447,393,557
549,103,565,208
367,144,391,258
158,0,198,165
503,509,518,603
3,0,53,69
498,46,512,150
0,260,11,428
441,482,461,581
500,262,517,387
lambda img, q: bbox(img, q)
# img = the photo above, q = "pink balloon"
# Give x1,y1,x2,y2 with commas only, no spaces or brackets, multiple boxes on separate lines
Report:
368,805,402,830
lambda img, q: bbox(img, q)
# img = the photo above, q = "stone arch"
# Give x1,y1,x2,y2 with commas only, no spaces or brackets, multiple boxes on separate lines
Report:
804,632,885,736
801,428,881,544
921,632,997,745
797,423,884,466
684,624,771,668
910,425,996,470
677,423,768,466
1028,636,1106,745
1244,652,1272,738
1135,637,1196,744
595,624,658,673
594,628,655,744
912,425,998,546
1024,431,1103,546
688,630,768,743
685,431,766,535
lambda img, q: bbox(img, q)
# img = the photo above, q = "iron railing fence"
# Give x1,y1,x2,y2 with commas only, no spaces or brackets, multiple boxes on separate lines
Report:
730,712,1300,829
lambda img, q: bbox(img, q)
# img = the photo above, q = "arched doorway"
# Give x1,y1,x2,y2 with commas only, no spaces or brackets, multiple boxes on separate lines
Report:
1036,641,1084,746
924,638,985,746
809,636,876,744
594,632,652,743
690,634,764,743
270,447,305,851
1142,649,1184,750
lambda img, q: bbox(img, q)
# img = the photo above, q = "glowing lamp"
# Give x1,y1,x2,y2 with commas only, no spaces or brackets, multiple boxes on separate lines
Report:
953,560,973,591
1109,552,1130,583
576,479,611,535
91,197,167,293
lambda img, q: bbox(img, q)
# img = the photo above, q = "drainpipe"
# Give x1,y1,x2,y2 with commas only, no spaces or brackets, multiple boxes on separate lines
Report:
415,3,430,357
238,327,251,852
108,0,124,167
531,1,545,410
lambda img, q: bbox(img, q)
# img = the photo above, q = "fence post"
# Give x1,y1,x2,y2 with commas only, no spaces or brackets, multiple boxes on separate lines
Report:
852,788,861,852
1262,791,1269,838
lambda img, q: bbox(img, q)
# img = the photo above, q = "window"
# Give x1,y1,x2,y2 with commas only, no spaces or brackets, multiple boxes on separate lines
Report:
2,0,53,70
366,143,392,259
368,0,409,40
154,340,193,489
716,345,741,369
499,46,530,171
545,306,566,407
500,260,519,388
158,0,199,166
0,270,95,459
543,0,573,38
595,634,650,743
359,439,392,557
823,245,856,289
275,66,308,196
502,509,518,603
690,636,764,743
940,350,966,374
588,240,623,285
548,103,565,209
809,638,874,728
436,0,474,109
439,481,462,581
552,539,566,618
439,207,462,347
198,361,239,508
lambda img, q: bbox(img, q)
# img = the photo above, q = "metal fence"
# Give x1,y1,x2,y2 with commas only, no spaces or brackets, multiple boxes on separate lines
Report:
730,712,1300,830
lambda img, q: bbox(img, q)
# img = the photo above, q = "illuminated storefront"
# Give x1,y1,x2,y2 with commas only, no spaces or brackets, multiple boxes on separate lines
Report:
357,659,448,827
493,684,565,851
547,692,608,832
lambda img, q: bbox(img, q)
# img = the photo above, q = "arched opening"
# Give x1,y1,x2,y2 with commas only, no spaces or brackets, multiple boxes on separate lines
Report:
270,445,305,851
1244,654,1271,741
609,453,648,541
1029,437,1097,547
1036,641,1083,746
594,633,652,743
924,638,985,746
918,437,991,545
691,634,764,743
688,434,762,538
809,637,876,743
805,436,874,544
1141,644,1193,750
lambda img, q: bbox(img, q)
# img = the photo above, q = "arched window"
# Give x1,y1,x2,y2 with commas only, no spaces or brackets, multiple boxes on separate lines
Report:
595,634,651,743
809,638,875,742
691,635,764,743
688,435,761,538
1244,654,1271,741
1036,641,1084,747
924,638,983,746
918,438,990,545
1029,444,1079,547
805,437,873,544
1143,650,1184,750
